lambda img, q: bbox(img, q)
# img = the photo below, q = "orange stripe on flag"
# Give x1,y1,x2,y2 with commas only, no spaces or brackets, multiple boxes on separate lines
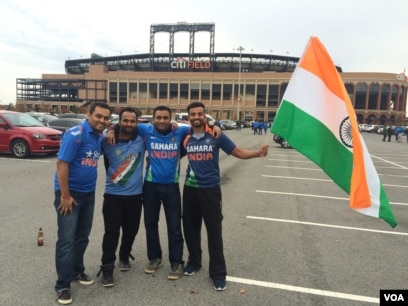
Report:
300,36,371,209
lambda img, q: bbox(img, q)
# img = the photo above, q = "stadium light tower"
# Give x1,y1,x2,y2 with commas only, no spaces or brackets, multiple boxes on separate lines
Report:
237,46,244,120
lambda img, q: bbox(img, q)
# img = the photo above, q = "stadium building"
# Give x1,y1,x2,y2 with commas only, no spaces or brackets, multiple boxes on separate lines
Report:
15,22,407,125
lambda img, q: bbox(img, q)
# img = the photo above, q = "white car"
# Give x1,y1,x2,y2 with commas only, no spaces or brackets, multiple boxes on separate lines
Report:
358,124,368,132
365,125,376,133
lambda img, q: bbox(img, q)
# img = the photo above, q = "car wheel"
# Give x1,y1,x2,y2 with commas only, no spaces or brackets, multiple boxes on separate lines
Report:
281,141,290,148
11,139,30,158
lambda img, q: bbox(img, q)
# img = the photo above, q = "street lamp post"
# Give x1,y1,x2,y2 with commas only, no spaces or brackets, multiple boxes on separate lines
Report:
237,46,244,121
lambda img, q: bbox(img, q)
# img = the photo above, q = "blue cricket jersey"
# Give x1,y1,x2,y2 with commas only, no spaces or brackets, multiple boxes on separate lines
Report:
102,131,145,195
138,124,190,184
54,120,103,192
183,131,236,188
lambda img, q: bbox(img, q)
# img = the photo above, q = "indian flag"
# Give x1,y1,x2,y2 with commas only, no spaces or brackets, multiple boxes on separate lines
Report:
271,36,397,228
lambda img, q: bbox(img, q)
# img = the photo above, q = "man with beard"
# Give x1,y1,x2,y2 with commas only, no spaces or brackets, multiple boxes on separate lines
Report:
182,101,269,291
98,107,145,287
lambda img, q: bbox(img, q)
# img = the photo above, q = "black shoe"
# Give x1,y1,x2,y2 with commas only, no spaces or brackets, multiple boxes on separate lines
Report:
56,289,72,305
101,270,114,287
74,273,94,285
119,259,131,271
144,258,162,274
184,264,200,276
168,263,183,280
213,279,226,291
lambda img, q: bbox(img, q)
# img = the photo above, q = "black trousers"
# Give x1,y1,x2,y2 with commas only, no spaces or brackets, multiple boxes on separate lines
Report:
101,193,143,265
182,185,226,280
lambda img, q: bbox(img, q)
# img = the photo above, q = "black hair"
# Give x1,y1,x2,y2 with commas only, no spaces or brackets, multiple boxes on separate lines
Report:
119,107,138,120
153,105,172,117
89,101,112,115
187,101,205,114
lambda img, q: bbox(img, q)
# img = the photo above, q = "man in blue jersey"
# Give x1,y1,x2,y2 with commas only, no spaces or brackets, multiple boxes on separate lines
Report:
182,101,269,291
97,107,145,287
54,101,112,305
138,106,192,280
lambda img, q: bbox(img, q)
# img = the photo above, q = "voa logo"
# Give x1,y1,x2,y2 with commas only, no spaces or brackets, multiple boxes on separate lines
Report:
380,290,408,304
383,293,404,302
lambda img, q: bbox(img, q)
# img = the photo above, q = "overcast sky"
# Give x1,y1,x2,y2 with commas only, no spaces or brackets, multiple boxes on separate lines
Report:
1,0,407,104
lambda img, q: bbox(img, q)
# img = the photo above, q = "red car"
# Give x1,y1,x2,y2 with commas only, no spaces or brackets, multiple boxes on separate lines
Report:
0,110,62,158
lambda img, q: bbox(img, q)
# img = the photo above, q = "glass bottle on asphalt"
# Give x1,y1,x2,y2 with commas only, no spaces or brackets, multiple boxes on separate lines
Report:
37,228,44,246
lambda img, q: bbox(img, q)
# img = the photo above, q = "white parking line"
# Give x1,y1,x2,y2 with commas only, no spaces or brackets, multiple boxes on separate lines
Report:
265,165,321,171
0,158,50,163
247,216,408,236
262,175,331,182
267,158,313,163
256,190,408,206
371,155,408,170
373,166,407,169
379,174,408,178
262,175,408,188
227,276,379,304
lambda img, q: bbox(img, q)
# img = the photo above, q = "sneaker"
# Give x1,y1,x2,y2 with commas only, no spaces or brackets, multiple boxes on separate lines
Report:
74,273,94,285
101,270,114,287
183,264,197,276
168,263,183,280
213,279,226,291
144,258,162,274
56,289,72,305
119,259,131,271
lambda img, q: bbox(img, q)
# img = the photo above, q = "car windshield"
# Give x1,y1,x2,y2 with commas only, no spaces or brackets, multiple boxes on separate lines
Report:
4,113,45,127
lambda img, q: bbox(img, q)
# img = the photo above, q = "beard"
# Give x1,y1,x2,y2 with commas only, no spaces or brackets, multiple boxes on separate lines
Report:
191,119,204,127
120,126,134,135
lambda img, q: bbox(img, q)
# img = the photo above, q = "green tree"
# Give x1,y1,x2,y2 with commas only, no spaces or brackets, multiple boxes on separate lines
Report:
7,103,16,111
70,105,78,113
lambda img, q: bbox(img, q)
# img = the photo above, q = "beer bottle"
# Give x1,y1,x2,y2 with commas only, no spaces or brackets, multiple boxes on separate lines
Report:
37,228,44,246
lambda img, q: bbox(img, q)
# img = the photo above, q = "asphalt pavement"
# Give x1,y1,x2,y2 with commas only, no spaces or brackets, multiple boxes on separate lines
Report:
0,129,407,305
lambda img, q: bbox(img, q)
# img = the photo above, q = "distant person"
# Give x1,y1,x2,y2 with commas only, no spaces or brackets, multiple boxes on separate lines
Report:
263,121,268,135
382,125,388,141
97,107,145,287
236,120,242,131
252,121,259,135
181,101,269,291
405,127,408,143
53,101,112,305
395,126,403,142
387,125,394,142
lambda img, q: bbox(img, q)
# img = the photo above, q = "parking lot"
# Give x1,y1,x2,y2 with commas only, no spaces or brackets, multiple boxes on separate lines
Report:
0,130,407,305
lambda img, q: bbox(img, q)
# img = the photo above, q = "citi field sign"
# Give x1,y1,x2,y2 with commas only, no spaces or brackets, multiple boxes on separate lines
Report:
170,57,211,69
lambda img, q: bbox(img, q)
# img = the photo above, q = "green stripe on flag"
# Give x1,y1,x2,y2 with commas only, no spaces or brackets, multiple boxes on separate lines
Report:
379,185,397,227
272,100,353,193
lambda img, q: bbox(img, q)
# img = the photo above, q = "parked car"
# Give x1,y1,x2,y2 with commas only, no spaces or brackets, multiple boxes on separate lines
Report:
175,112,216,125
26,112,58,126
364,125,374,132
58,113,87,120
0,110,62,158
110,114,119,121
240,120,251,128
138,115,153,123
220,120,237,130
273,134,291,148
358,123,368,132
48,118,83,134
374,125,385,134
